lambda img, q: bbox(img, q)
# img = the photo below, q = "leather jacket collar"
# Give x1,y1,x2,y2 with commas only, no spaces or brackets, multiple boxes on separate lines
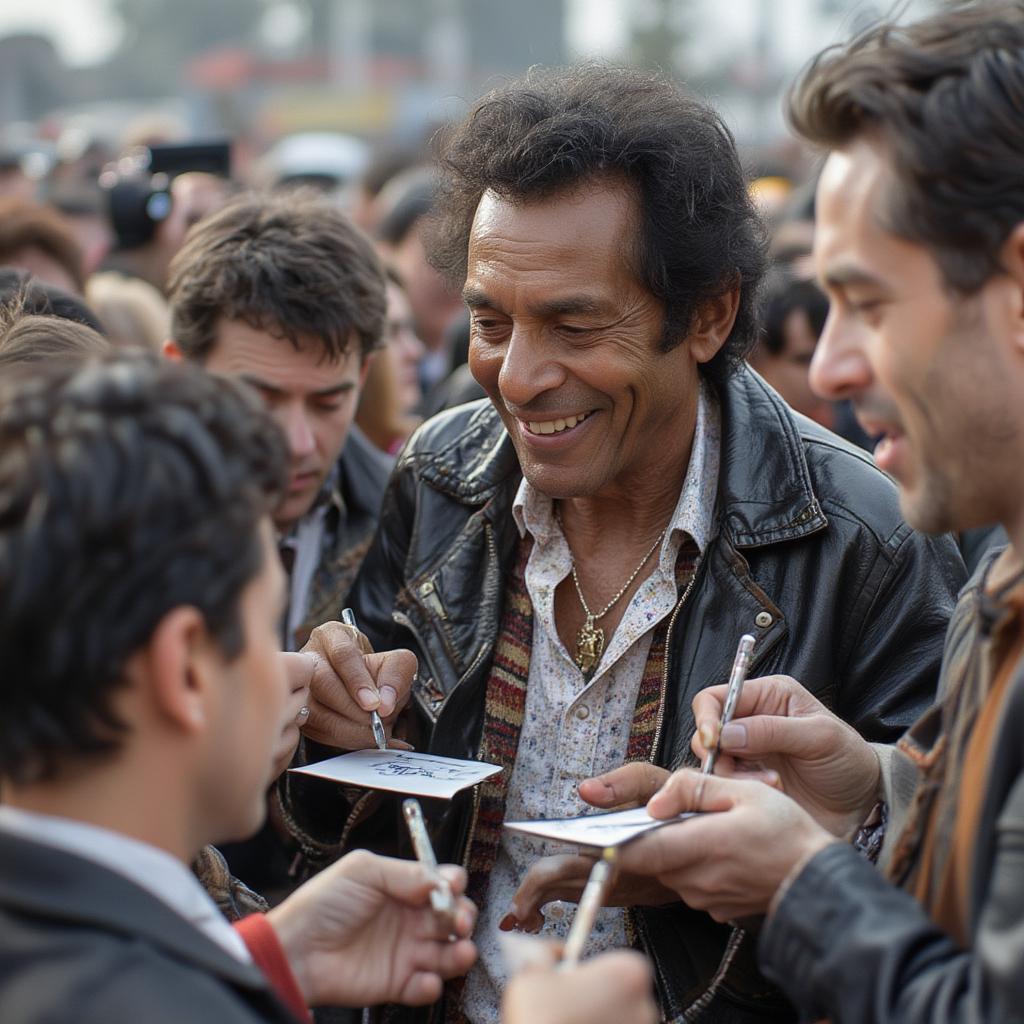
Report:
414,366,828,547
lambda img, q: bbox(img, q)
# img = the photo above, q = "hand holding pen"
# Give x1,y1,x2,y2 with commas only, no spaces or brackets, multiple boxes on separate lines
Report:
293,616,417,752
696,634,755,803
341,608,388,750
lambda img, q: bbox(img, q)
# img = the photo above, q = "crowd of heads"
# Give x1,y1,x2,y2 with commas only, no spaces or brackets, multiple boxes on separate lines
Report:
2,3,1023,1018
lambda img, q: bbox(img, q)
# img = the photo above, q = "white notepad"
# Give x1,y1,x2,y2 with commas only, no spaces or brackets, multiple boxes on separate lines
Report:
505,805,698,848
289,748,503,800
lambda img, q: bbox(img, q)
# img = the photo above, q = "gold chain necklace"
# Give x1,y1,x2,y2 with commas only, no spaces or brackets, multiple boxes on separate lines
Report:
559,512,667,675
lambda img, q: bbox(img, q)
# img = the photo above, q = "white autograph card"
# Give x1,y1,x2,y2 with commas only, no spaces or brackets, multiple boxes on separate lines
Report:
504,805,697,849
290,749,502,800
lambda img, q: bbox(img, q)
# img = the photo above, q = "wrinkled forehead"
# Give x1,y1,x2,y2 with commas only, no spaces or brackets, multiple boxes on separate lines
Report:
466,182,642,294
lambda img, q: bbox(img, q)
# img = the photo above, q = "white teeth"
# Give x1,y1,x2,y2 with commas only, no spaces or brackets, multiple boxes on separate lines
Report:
526,412,590,435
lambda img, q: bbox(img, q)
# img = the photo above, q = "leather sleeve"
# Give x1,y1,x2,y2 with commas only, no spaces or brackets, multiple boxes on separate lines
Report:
759,778,1024,1024
834,524,965,742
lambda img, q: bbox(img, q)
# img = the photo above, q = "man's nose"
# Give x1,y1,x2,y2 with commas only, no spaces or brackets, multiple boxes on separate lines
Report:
497,327,565,409
809,309,873,402
280,405,317,459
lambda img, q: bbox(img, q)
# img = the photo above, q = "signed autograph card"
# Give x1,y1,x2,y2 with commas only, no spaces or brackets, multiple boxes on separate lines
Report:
290,749,502,799
504,805,698,849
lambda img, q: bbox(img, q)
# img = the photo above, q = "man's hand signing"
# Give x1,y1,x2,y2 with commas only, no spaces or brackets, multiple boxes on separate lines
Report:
294,620,417,751
690,674,882,837
616,769,836,923
505,763,676,931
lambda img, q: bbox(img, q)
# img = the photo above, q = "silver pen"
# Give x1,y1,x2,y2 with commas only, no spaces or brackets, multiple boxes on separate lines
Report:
340,607,388,751
402,798,455,917
702,633,756,778
560,847,618,969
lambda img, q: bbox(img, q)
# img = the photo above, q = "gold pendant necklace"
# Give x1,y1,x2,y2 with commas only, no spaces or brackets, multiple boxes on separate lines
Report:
563,520,667,676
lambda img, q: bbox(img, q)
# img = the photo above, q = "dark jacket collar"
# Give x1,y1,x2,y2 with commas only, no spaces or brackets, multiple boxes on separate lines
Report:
0,830,269,992
416,366,827,547
338,423,394,520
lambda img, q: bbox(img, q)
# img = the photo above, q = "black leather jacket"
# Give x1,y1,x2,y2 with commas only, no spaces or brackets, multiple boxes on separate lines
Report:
305,368,965,1022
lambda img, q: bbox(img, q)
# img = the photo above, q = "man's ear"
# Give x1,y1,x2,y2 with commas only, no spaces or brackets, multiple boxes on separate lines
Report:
163,338,183,361
999,223,1024,357
688,281,741,365
359,354,372,388
134,606,218,735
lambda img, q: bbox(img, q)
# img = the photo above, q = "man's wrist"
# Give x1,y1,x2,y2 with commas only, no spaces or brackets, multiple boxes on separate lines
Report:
768,831,837,921
265,903,317,1005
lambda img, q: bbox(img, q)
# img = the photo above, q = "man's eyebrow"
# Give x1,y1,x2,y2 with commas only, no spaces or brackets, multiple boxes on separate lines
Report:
529,296,605,318
462,286,605,318
239,375,355,399
821,264,891,291
462,285,494,310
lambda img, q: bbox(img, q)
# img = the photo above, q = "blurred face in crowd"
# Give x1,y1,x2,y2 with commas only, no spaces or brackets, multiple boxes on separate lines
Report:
384,279,425,416
158,173,231,254
810,136,1024,536
388,222,465,354
750,308,835,429
465,177,725,501
198,320,366,530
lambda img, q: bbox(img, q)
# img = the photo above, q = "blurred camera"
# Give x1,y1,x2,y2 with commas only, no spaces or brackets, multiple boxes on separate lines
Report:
100,140,231,250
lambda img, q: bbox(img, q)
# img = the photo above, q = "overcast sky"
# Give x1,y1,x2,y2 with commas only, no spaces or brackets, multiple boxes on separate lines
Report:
0,0,627,67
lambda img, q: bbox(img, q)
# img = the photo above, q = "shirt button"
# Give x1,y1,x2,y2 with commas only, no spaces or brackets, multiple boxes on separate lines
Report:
755,611,773,628
575,705,591,720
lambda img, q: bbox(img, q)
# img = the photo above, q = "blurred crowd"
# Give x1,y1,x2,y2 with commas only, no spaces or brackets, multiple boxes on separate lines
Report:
0,102,876,464
3,4,1024,1024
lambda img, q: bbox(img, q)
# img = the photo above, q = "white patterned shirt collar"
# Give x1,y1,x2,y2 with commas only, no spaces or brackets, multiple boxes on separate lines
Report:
512,377,720,560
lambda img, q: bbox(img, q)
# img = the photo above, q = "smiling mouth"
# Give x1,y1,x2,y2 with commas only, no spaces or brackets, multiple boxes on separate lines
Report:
522,411,593,436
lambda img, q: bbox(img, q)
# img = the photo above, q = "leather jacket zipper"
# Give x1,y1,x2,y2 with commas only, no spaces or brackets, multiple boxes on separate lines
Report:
392,608,447,722
650,564,701,763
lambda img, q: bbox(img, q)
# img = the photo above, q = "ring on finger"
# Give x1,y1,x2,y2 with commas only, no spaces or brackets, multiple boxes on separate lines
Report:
295,705,311,726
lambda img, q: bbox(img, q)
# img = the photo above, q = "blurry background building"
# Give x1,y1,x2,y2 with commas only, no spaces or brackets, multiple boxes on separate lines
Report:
0,1,938,160
0,0,940,445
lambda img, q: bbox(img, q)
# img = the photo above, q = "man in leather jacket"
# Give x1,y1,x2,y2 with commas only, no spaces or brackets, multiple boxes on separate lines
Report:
584,4,1024,1022
287,64,965,1023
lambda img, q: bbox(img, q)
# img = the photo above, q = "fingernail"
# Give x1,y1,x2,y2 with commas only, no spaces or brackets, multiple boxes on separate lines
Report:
356,687,380,711
765,769,780,787
380,685,397,715
720,722,747,748
499,913,517,932
699,723,716,748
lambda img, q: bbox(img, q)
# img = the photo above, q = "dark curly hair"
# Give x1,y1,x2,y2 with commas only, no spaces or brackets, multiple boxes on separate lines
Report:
787,0,1024,293
428,63,769,382
0,352,288,783
167,189,387,362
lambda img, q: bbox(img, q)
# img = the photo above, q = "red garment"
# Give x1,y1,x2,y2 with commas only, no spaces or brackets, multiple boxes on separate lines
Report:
234,914,312,1024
